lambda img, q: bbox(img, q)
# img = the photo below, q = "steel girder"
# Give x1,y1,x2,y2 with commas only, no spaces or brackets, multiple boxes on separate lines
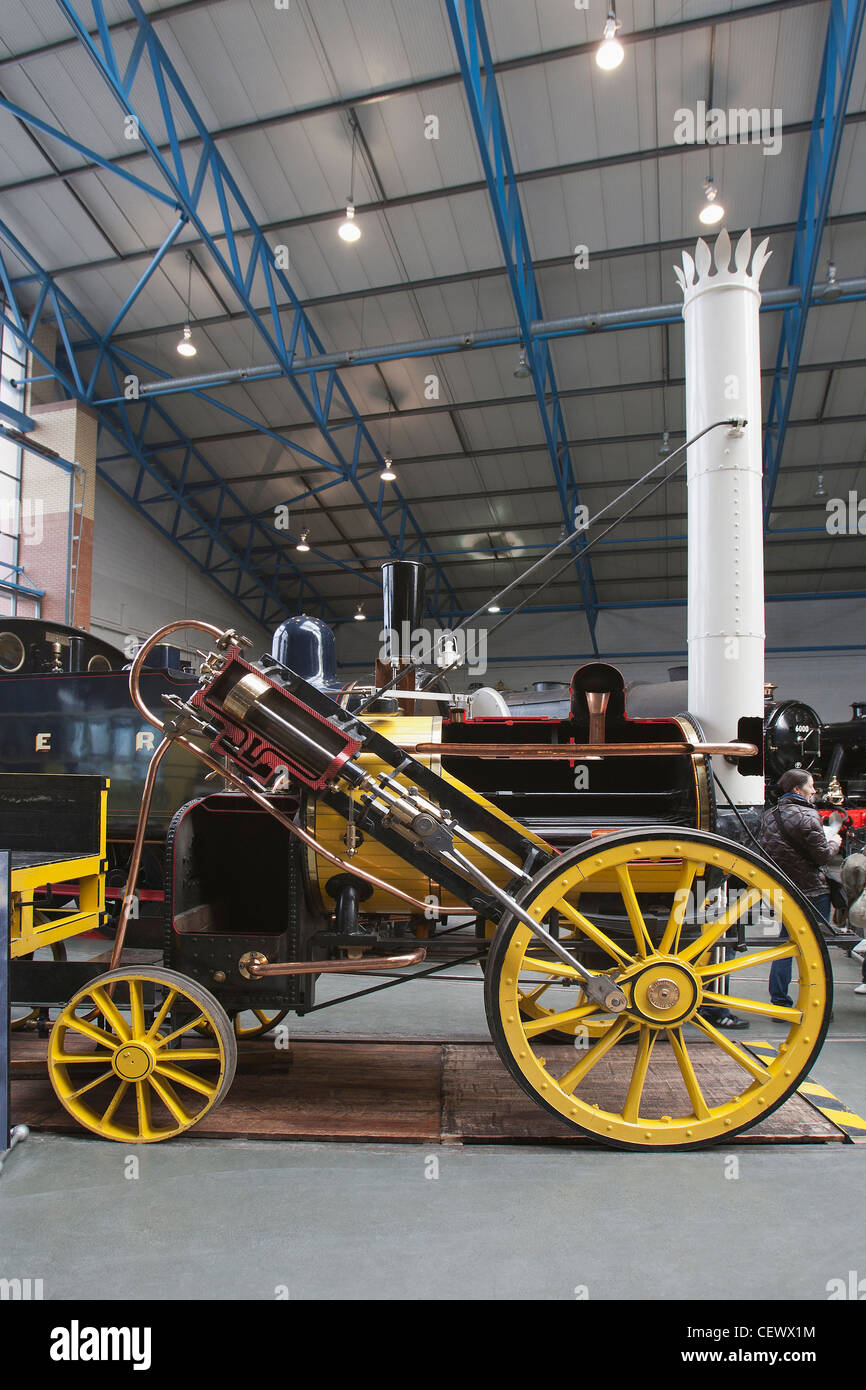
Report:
762,0,866,525
445,0,600,653
0,218,326,632
54,0,460,620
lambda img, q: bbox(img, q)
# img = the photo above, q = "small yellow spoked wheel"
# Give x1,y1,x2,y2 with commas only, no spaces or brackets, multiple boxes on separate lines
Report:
485,828,832,1150
196,1008,289,1041
48,967,237,1143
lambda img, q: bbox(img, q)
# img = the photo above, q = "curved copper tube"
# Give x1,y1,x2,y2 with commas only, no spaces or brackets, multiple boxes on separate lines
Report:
247,949,427,977
123,621,449,918
411,741,759,759
109,736,172,971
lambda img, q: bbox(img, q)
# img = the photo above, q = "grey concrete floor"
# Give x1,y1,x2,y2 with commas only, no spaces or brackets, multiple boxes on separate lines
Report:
2,943,865,1300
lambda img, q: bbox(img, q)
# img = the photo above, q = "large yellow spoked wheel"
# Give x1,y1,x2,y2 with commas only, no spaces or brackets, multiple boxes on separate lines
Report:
48,967,237,1143
485,828,832,1150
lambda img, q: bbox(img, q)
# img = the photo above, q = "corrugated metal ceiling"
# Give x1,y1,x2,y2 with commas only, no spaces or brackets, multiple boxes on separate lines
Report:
0,0,862,627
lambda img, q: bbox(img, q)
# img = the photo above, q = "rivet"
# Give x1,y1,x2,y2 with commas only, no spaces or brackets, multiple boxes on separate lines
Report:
644,1132,652,1139
784,1070,791,1077
507,1015,514,1022
725,1119,732,1126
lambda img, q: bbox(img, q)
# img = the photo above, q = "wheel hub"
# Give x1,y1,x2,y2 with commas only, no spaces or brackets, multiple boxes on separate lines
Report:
620,957,700,1027
112,1042,155,1081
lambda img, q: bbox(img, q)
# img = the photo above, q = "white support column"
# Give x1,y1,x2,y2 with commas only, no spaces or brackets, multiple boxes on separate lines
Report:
675,229,771,807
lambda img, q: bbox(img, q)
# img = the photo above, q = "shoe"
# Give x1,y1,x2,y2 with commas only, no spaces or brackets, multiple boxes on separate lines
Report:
854,983,866,995
711,1012,750,1030
771,996,794,1008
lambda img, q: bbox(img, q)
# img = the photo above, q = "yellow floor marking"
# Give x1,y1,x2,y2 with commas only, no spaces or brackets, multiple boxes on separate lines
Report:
817,1108,866,1130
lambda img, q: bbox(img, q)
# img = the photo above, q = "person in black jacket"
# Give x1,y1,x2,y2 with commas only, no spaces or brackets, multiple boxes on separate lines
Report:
758,769,841,1006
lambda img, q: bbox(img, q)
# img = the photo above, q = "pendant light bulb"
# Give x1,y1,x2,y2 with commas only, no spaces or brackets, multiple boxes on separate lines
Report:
296,528,310,552
814,473,827,499
380,456,396,482
338,203,361,242
699,177,725,225
487,603,501,613
596,11,624,70
513,349,531,379
177,323,197,357
354,603,366,621
823,260,841,301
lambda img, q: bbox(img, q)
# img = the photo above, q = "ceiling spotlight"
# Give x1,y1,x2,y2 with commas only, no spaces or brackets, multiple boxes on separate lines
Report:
596,9,624,70
296,528,310,552
379,456,396,482
513,349,531,379
814,473,827,499
354,603,366,621
823,260,842,301
176,323,197,357
658,429,670,456
699,177,725,226
338,203,361,243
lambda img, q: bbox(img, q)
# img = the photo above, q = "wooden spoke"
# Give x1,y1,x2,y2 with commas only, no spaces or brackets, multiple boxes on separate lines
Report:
697,943,797,981
690,1014,772,1081
522,1003,602,1038
101,1080,130,1126
152,1013,209,1049
146,1072,191,1127
622,1027,657,1122
615,864,654,957
153,1061,220,1098
520,981,556,1005
52,1050,115,1065
518,955,584,981
557,900,635,968
128,978,146,1037
62,1016,120,1049
678,889,763,964
89,986,132,1043
145,990,177,1039
135,1079,153,1138
669,1029,711,1119
156,1047,222,1063
700,992,802,1024
66,1070,114,1102
556,1015,632,1094
658,861,700,955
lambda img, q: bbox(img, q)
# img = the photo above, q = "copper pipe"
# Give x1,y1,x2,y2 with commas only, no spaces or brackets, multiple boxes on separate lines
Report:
412,741,758,758
124,622,456,915
585,689,610,745
109,737,172,970
247,949,427,977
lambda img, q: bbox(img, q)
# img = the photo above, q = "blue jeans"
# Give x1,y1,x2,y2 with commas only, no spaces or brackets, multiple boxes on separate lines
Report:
769,892,831,1005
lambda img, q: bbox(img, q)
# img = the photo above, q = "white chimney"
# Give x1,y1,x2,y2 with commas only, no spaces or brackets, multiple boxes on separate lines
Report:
674,229,771,807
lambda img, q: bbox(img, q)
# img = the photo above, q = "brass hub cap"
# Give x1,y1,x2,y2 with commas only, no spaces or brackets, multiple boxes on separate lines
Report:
112,1042,155,1081
621,958,700,1027
646,977,680,1009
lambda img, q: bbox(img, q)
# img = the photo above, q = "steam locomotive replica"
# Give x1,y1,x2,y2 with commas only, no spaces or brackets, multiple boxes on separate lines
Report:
5,559,854,1150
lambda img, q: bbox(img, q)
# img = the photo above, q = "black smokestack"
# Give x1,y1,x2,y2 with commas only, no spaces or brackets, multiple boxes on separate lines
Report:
381,561,426,664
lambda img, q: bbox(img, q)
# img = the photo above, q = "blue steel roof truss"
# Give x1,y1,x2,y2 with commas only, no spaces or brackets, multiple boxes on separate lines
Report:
0,217,321,632
445,0,600,654
54,0,461,622
762,0,865,525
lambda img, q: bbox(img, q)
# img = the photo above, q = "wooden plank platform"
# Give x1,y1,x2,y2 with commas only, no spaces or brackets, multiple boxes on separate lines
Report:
8,1032,847,1145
